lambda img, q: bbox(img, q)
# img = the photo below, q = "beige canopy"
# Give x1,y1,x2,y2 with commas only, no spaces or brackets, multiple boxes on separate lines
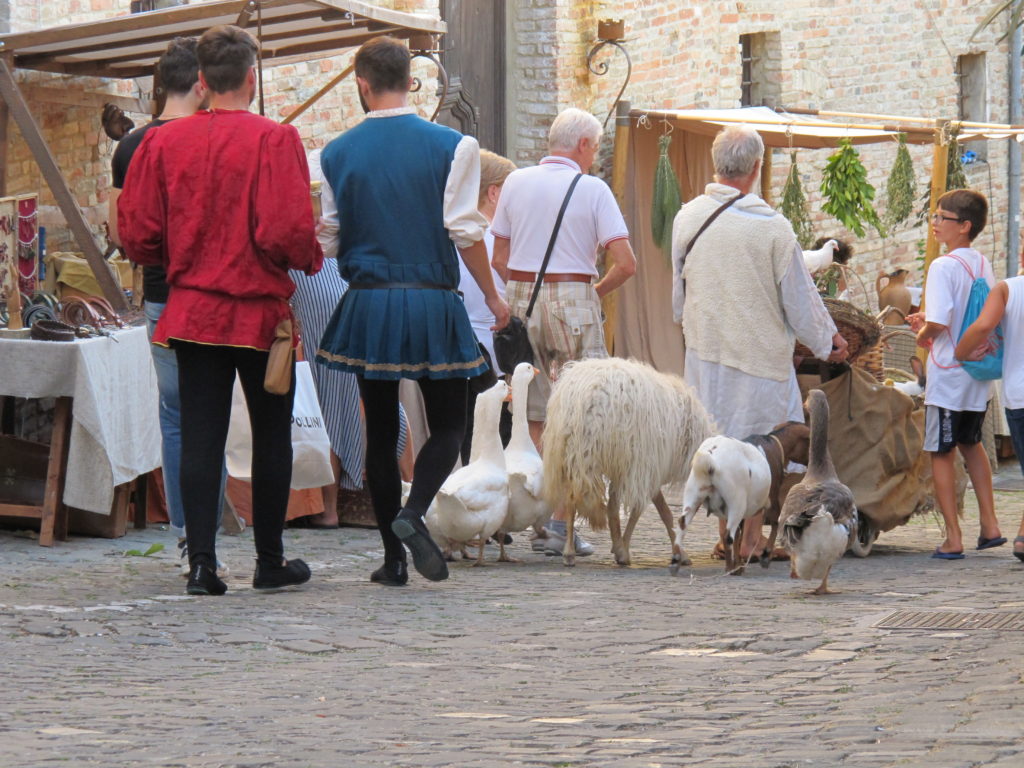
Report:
0,0,444,79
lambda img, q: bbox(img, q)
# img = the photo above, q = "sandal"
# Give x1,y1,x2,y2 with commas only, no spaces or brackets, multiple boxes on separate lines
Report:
1014,536,1024,563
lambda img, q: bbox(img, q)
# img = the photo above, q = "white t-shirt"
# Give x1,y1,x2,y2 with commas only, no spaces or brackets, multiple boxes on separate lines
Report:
1001,276,1024,410
458,231,507,374
923,247,994,412
490,156,629,276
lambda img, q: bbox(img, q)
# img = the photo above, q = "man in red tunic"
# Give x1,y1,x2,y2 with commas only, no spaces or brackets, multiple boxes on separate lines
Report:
119,25,323,596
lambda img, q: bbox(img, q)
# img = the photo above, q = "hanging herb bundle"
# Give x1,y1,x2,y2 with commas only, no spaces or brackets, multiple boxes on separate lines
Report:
883,134,915,231
650,133,682,260
780,151,815,249
820,137,884,238
945,127,968,190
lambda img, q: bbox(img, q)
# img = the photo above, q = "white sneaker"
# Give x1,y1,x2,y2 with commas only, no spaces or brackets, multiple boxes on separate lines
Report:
538,531,594,557
177,539,228,577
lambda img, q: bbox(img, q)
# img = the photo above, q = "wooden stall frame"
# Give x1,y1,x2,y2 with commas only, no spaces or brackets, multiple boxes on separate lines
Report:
0,0,446,310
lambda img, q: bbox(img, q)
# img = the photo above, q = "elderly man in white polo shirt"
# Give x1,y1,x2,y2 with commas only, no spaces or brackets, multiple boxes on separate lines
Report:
491,107,637,555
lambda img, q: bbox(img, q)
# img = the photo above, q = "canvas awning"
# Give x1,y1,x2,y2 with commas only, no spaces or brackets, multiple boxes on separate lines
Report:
631,106,1024,148
632,106,933,148
0,0,445,79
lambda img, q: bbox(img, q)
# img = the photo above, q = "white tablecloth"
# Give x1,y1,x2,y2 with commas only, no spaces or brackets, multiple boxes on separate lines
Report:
0,325,160,514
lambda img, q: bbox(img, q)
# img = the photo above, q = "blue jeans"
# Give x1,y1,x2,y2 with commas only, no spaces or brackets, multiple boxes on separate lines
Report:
145,301,225,537
1007,408,1024,476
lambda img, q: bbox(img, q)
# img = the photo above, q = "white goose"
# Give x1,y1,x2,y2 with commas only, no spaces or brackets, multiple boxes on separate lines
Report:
435,380,511,565
499,363,552,548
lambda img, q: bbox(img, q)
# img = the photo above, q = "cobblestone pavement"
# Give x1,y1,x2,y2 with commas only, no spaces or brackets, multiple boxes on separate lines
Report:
1,483,1023,768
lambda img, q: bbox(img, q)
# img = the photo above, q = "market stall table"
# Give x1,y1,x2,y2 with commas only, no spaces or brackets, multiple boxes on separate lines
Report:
0,324,160,545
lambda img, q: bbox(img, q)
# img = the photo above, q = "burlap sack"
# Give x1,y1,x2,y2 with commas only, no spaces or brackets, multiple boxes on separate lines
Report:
798,367,962,533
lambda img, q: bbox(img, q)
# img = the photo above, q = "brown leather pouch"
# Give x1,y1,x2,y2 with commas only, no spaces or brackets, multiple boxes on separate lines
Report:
264,318,294,395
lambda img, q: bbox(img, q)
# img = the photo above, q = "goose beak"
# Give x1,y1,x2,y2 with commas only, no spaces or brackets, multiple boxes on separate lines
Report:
532,366,540,375
504,390,513,403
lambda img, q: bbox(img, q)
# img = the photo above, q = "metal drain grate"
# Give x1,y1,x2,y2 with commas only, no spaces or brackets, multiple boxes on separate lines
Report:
875,610,1024,631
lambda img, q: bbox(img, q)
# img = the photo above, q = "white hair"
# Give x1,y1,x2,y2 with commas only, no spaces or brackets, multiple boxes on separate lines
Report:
712,125,764,179
548,108,602,153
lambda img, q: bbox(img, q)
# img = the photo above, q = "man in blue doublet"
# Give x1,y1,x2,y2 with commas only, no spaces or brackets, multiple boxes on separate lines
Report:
316,36,510,585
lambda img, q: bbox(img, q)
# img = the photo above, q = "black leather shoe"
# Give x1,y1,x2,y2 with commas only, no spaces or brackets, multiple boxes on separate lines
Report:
370,560,408,586
186,564,227,596
391,509,449,582
253,558,311,590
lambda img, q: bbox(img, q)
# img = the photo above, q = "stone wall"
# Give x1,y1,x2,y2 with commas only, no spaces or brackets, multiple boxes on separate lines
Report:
3,1,1023,291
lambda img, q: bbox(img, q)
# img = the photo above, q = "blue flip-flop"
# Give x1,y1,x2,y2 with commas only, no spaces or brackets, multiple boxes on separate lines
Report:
931,548,965,560
976,536,1007,551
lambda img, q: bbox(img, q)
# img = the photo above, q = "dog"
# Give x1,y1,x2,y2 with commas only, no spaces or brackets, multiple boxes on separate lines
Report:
741,421,811,568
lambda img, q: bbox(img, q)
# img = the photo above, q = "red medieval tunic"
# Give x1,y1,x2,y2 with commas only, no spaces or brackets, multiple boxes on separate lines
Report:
118,109,323,350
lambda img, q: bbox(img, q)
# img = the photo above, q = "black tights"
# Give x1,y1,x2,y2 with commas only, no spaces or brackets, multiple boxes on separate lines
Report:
358,376,467,564
176,342,295,570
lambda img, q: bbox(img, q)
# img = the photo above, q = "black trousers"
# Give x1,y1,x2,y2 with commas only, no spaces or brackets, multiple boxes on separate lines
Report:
176,342,295,570
357,375,467,564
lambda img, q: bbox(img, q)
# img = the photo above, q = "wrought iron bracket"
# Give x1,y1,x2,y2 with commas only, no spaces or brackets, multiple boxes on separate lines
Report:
586,38,632,132
409,36,450,123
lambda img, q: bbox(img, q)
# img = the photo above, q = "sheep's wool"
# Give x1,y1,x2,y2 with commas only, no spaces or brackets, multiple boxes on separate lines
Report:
674,184,796,382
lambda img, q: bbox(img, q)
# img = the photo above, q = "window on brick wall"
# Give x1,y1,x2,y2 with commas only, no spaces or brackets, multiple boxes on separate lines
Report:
957,53,988,163
739,32,782,108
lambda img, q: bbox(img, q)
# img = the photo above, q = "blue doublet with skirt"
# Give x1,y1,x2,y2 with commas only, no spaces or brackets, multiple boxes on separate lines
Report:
316,114,486,381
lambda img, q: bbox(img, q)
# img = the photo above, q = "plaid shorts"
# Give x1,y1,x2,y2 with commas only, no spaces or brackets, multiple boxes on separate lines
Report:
506,279,608,421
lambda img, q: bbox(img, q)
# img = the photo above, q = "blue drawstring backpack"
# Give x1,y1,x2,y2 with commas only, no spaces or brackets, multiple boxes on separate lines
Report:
948,252,1003,381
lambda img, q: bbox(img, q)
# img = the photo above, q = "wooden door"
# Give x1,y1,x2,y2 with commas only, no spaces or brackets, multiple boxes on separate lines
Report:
437,0,506,154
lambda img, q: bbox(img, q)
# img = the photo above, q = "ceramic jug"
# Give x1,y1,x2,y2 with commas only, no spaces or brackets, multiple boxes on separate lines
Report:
877,268,912,325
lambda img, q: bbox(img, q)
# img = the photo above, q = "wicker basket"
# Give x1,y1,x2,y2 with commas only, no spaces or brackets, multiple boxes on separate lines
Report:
795,297,882,363
880,325,917,375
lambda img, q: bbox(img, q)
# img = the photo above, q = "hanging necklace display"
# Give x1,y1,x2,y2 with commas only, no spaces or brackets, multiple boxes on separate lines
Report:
17,195,39,293
650,125,681,262
0,197,16,314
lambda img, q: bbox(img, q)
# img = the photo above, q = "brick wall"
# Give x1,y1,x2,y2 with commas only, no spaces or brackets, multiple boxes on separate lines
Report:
3,1,1023,293
505,0,1022,297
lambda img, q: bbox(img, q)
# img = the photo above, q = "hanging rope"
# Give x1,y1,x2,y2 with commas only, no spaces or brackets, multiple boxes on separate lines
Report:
650,133,682,261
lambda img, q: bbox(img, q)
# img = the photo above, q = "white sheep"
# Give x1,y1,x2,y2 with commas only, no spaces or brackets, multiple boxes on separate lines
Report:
542,357,715,567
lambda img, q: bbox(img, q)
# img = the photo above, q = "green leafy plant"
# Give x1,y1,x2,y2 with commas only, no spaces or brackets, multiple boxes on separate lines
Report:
650,134,682,260
123,542,164,557
780,151,815,248
884,134,916,231
945,131,968,191
820,138,884,239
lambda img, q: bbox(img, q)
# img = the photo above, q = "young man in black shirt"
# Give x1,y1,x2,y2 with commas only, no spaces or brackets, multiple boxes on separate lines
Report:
108,37,226,575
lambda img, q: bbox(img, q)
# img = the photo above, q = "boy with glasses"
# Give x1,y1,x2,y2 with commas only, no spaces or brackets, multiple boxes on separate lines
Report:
908,189,1004,559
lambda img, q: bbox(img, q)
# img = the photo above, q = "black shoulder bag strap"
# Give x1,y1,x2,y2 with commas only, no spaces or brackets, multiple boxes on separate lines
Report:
525,173,584,319
680,191,743,295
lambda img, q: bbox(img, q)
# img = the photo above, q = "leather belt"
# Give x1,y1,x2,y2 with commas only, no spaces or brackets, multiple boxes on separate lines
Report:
348,282,456,292
30,319,77,342
508,270,593,284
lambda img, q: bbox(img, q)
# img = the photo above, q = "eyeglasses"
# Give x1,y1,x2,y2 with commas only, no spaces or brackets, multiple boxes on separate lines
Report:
931,213,963,224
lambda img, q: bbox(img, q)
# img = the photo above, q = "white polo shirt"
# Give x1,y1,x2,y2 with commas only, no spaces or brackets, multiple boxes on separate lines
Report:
490,156,629,276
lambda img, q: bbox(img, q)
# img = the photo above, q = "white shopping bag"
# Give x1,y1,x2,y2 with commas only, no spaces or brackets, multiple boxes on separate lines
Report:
225,360,335,489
